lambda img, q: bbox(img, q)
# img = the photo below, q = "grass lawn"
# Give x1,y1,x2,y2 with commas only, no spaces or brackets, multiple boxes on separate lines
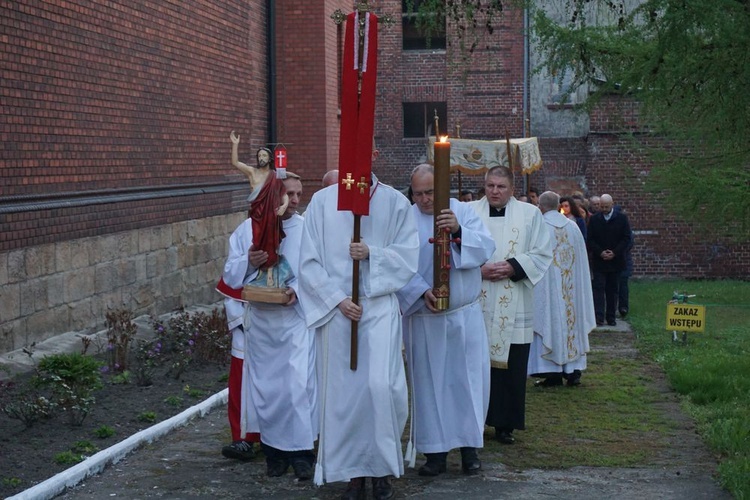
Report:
629,279,750,499
480,279,748,499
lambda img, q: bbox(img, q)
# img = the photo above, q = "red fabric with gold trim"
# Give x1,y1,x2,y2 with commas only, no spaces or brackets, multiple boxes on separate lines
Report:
337,11,378,216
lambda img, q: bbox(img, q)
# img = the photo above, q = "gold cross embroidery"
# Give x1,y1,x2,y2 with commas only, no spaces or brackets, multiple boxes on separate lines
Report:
357,177,368,194
341,173,355,190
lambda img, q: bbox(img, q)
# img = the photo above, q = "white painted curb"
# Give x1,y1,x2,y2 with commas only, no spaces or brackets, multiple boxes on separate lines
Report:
8,388,229,500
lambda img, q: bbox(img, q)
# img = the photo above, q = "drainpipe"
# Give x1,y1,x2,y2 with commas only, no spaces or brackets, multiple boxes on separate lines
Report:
523,6,530,138
267,0,277,144
522,4,530,193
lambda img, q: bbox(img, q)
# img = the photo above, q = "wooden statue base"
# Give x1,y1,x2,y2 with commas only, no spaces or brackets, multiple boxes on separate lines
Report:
241,286,290,305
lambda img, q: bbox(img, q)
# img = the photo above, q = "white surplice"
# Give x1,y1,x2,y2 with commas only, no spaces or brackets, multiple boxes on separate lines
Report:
528,210,595,375
397,199,495,460
469,197,553,368
222,213,318,452
298,178,419,485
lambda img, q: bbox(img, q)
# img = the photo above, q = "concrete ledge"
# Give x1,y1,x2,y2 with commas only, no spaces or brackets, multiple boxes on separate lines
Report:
7,389,228,500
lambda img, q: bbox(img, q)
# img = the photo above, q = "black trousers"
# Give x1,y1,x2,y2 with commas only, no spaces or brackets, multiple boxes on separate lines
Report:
260,442,314,463
593,270,619,323
485,343,531,431
618,271,630,313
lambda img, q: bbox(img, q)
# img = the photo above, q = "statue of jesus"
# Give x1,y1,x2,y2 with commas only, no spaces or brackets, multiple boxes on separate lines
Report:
230,131,290,287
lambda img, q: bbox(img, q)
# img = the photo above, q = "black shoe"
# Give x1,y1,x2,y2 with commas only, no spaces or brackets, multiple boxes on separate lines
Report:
596,320,604,327
221,440,255,461
266,456,289,477
290,458,313,480
607,319,617,326
460,447,482,475
372,476,395,500
495,429,515,444
566,370,582,386
341,477,366,500
534,374,564,387
619,309,628,318
418,452,447,476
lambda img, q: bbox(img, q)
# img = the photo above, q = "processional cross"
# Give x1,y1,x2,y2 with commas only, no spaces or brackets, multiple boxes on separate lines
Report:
331,2,394,370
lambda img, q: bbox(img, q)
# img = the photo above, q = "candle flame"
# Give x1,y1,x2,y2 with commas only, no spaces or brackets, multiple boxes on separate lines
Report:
439,135,449,143
559,208,565,214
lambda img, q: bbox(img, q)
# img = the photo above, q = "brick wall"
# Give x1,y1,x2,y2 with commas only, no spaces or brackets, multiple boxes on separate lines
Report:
0,1,269,353
375,1,526,191
533,96,750,278
1,0,269,250
0,212,246,353
272,0,352,198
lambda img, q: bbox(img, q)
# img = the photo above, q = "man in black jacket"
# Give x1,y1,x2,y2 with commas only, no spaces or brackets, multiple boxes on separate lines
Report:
587,194,632,326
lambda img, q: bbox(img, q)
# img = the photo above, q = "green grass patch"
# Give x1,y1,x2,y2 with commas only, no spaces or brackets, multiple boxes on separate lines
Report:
630,279,750,499
489,341,672,469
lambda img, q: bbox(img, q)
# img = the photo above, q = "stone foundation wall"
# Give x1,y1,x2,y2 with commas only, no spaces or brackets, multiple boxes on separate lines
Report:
0,212,246,355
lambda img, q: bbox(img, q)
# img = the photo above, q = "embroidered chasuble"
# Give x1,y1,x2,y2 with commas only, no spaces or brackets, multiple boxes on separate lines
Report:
470,197,552,368
528,211,595,375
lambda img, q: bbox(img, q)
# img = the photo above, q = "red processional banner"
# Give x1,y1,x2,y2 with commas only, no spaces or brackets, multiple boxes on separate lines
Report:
337,11,378,216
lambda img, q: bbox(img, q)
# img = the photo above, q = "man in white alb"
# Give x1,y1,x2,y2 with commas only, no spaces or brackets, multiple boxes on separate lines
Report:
222,172,318,480
298,173,418,500
398,164,495,477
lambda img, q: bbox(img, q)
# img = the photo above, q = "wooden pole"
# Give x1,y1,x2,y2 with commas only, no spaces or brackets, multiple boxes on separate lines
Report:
350,214,361,370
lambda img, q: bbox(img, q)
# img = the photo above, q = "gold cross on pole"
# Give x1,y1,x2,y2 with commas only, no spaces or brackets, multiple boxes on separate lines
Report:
357,177,368,194
341,173,355,190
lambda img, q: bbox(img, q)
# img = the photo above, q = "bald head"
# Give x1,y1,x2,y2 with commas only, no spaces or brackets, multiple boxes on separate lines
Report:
600,194,614,214
538,191,560,213
321,169,339,187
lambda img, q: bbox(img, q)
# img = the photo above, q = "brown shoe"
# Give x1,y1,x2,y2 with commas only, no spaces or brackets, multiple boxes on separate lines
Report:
341,477,366,500
372,475,395,500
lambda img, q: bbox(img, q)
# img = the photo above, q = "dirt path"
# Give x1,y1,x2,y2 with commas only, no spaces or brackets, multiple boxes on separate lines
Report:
52,324,730,499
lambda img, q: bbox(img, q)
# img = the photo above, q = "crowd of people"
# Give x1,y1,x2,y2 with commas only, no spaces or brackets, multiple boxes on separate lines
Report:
217,143,634,499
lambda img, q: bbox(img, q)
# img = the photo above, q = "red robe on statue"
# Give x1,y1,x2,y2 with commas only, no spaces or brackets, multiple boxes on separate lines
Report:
249,174,286,270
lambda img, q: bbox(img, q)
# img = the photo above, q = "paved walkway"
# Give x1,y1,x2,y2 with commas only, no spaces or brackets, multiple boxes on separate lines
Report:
9,320,732,500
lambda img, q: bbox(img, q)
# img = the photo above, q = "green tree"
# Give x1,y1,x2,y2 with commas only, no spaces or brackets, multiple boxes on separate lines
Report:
531,0,750,240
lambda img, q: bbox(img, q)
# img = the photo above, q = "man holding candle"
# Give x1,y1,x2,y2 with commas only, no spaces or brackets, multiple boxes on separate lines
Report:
398,164,495,477
469,166,553,445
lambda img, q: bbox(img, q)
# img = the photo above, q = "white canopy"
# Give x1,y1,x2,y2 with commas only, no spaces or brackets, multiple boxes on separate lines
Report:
427,136,542,175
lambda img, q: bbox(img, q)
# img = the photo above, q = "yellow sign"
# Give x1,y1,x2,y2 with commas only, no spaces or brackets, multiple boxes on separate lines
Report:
666,304,706,332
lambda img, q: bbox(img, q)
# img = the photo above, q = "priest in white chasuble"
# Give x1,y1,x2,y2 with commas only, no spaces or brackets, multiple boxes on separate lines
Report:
397,164,496,477
469,166,553,446
297,174,419,491
528,191,596,387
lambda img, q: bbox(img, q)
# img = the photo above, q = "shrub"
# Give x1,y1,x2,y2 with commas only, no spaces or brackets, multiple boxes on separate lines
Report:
93,425,116,439
53,451,82,465
110,370,132,385
130,338,164,387
0,379,56,428
2,477,22,488
105,309,137,373
151,308,230,378
72,440,98,455
36,353,103,426
183,385,205,399
164,395,183,407
137,411,157,423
